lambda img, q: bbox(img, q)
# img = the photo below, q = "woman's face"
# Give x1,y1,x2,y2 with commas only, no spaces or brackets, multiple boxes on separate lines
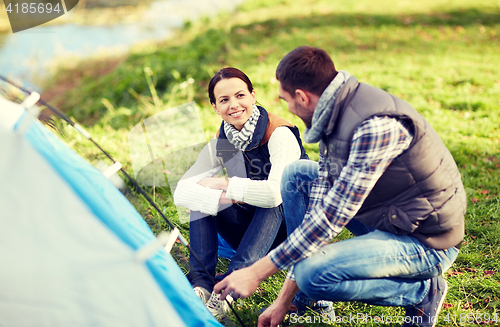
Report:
212,77,256,130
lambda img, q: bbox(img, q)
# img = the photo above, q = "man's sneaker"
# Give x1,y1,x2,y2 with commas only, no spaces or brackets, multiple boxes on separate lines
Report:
288,299,335,321
193,286,211,304
403,275,448,327
205,291,234,319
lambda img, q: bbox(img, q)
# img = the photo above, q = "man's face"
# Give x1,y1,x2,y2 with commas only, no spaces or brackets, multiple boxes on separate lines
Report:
278,82,314,129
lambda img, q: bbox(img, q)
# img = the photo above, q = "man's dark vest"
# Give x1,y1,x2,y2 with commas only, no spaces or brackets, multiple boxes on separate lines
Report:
216,106,308,181
320,76,466,249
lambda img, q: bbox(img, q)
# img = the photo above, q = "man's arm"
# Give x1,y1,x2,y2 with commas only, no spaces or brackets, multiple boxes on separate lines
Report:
268,116,414,271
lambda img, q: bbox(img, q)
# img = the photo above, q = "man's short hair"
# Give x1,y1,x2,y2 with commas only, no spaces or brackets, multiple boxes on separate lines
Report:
276,46,338,97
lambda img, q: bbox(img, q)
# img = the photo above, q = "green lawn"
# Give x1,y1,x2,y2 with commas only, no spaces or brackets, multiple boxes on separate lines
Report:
36,0,500,325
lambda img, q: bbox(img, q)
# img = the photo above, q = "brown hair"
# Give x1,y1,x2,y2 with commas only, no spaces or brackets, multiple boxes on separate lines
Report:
276,46,338,97
208,67,254,104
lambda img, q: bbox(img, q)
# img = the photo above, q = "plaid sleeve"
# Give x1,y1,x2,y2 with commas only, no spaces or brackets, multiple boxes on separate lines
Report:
305,151,329,209
269,116,414,271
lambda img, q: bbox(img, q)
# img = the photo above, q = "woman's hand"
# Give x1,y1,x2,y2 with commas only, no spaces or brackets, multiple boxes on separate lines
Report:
198,177,229,191
199,177,245,205
219,192,234,205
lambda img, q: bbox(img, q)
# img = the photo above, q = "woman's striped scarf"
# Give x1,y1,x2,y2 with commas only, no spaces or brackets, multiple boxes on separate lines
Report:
223,104,260,151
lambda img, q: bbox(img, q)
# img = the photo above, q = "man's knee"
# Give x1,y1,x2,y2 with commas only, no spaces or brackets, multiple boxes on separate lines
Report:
281,160,317,194
294,259,321,298
281,161,301,193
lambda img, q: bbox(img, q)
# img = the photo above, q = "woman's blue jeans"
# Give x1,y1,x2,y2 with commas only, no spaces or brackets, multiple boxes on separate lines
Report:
281,160,459,308
188,203,286,293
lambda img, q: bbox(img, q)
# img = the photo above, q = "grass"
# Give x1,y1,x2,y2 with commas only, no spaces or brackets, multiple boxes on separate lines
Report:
19,0,500,325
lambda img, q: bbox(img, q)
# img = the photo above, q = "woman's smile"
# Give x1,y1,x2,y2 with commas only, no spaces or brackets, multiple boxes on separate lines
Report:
229,109,245,118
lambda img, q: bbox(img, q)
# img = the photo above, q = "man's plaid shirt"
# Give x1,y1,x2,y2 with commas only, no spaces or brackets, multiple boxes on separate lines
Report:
268,116,414,280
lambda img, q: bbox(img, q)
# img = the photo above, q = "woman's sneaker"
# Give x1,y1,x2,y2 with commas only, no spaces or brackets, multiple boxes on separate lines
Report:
193,286,211,304
205,291,234,319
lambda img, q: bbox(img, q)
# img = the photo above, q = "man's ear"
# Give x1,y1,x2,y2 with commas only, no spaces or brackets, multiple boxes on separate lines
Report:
295,89,310,106
295,89,320,110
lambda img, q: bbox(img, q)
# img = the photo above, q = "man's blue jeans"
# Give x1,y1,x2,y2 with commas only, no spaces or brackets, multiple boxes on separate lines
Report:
188,203,286,293
281,160,459,308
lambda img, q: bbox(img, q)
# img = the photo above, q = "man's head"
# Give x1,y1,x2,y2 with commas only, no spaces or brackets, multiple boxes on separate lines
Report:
276,46,338,128
276,46,337,97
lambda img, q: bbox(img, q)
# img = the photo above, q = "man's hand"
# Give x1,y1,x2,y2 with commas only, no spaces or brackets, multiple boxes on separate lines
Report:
197,177,228,190
258,278,300,327
214,265,261,300
258,300,289,327
214,256,279,300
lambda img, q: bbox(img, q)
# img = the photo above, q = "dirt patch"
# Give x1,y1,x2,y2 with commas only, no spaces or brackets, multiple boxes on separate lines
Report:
39,56,125,121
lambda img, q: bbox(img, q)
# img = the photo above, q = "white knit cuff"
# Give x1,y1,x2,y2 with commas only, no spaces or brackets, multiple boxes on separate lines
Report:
202,189,224,216
226,177,248,203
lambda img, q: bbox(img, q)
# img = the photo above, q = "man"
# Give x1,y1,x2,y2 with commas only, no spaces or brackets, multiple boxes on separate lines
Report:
214,46,466,327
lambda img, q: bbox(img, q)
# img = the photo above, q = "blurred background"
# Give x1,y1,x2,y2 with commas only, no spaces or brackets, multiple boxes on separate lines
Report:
0,0,244,90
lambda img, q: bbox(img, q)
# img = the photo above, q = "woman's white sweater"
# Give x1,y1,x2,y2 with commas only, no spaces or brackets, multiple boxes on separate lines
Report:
174,127,301,215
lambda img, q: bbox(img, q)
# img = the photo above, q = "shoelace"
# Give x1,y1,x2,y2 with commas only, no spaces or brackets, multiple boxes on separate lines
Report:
207,293,233,311
207,294,223,310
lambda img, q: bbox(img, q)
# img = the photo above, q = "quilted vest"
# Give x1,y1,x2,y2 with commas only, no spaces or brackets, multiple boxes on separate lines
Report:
320,76,466,249
216,106,308,181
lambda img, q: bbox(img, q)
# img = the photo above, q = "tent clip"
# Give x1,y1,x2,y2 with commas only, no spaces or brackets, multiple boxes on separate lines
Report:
163,227,180,253
102,161,122,179
134,228,181,262
74,124,91,139
16,92,41,134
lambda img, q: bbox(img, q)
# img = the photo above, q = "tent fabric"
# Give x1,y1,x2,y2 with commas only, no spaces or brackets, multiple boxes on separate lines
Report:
0,131,186,327
0,98,222,327
218,234,236,259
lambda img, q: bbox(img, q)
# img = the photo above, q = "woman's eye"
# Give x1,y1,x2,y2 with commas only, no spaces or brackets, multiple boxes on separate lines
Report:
220,99,227,103
237,94,244,98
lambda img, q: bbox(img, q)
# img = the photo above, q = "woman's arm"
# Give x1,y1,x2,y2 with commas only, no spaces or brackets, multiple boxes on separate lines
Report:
226,127,301,207
173,139,225,215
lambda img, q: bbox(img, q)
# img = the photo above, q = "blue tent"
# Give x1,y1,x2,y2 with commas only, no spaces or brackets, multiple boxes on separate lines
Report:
0,96,223,327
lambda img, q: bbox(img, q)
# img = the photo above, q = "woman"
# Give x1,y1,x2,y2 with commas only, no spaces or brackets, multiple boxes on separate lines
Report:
173,67,308,317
